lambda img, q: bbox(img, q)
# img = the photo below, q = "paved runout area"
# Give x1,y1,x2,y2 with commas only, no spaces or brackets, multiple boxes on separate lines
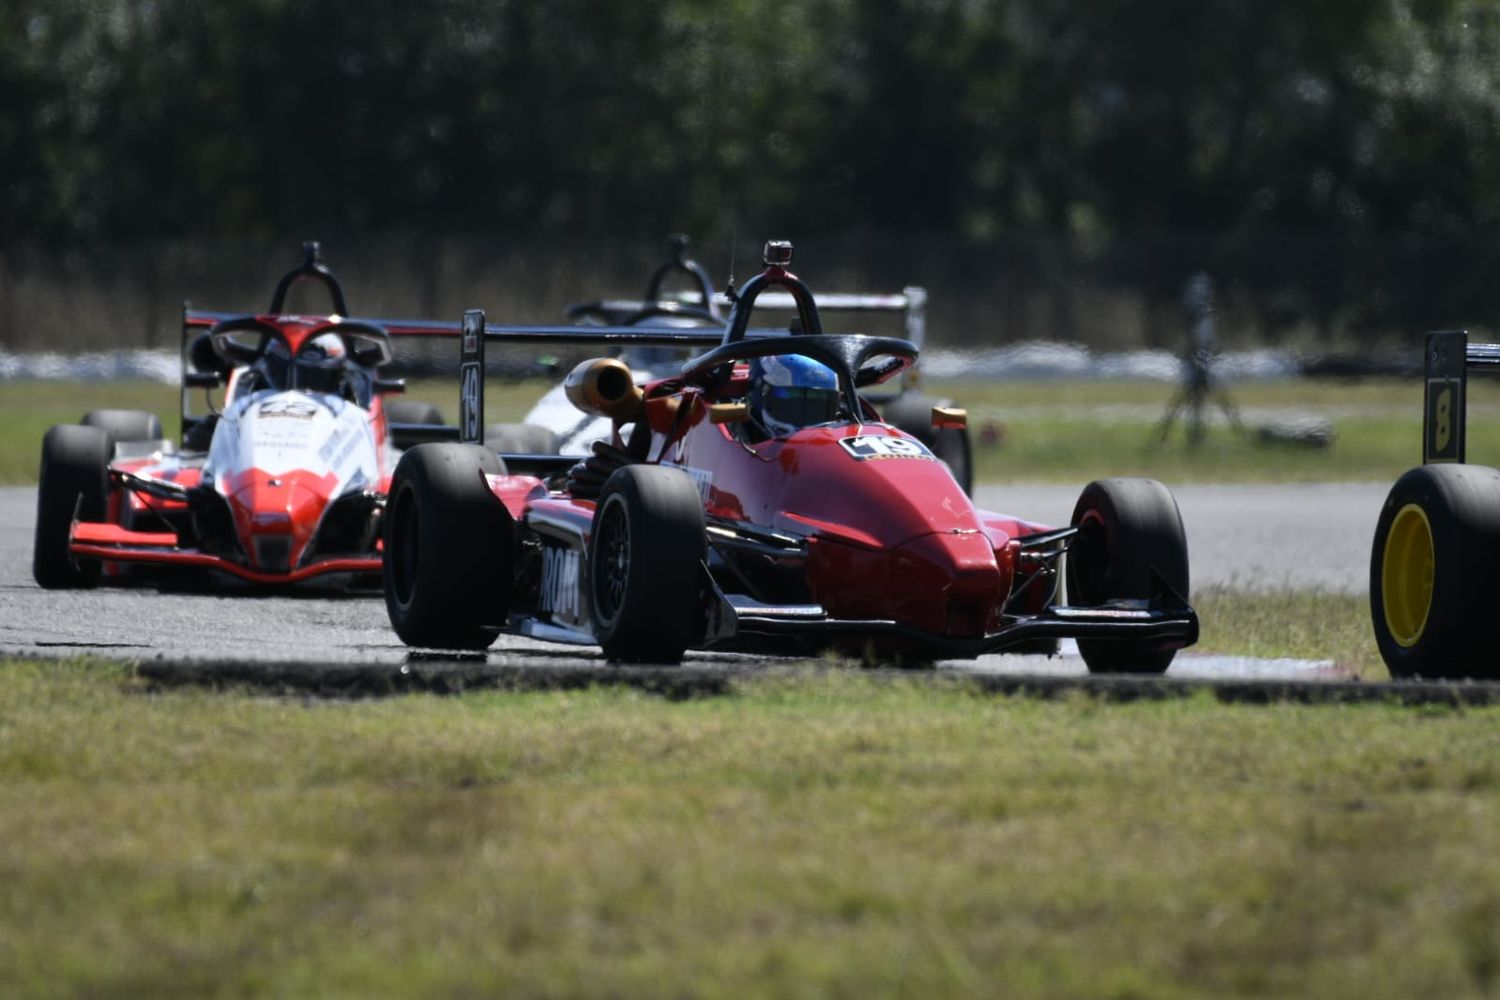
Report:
0,483,1414,693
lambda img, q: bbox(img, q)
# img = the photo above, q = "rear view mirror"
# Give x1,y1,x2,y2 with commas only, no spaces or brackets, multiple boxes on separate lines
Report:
932,406,967,429
709,402,749,425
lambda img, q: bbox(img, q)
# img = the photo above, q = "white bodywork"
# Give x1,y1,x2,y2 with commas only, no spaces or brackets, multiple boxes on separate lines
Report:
203,389,385,495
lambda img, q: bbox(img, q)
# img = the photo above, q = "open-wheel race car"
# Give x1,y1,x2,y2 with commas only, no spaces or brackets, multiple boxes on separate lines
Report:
1370,330,1500,679
382,241,1199,670
32,243,464,590
513,234,975,494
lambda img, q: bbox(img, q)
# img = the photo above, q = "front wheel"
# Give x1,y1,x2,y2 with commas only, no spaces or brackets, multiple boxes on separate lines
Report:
1370,464,1500,680
588,465,706,663
34,424,112,588
382,443,510,650
1067,477,1190,674
81,409,163,447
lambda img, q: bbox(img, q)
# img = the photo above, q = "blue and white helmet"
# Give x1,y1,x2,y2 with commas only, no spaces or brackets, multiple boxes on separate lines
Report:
749,353,841,438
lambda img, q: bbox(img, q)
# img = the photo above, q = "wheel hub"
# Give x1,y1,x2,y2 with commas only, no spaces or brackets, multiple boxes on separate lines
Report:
1382,503,1435,648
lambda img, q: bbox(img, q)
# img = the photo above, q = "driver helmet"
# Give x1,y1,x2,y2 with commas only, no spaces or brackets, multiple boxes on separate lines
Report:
748,353,841,438
294,332,350,393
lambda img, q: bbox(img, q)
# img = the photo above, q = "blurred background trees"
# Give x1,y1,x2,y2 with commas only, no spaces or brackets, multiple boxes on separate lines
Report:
2,0,1499,348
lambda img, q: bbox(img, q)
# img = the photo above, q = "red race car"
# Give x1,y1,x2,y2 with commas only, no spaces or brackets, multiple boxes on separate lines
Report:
32,244,463,589
383,241,1198,670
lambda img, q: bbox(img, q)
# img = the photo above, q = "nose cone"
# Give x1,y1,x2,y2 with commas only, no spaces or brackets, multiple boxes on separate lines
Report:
774,425,980,548
808,528,1008,639
225,469,339,570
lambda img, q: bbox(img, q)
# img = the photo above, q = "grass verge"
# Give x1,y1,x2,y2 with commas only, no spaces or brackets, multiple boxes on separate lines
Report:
1193,587,1383,678
0,658,1495,998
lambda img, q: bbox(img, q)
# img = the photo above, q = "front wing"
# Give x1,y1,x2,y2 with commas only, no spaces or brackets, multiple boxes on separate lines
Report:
704,574,1199,659
69,522,381,585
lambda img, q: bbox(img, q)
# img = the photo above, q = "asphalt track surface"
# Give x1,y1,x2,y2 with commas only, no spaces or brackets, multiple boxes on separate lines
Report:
6,481,1495,702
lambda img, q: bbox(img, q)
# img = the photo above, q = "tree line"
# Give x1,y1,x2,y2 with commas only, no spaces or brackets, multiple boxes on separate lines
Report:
3,0,1499,343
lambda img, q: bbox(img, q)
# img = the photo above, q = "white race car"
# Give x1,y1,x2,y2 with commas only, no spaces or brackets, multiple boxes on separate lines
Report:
33,244,461,589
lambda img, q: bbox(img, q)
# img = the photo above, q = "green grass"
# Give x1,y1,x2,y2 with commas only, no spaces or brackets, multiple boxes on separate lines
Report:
0,658,1496,998
11,374,1500,485
950,377,1500,484
1194,587,1383,677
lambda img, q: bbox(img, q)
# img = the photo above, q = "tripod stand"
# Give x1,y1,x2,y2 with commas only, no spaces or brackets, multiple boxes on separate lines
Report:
1153,272,1244,446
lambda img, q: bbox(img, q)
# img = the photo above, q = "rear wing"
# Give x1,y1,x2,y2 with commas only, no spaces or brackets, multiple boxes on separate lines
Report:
584,287,928,348
453,308,726,449
178,306,726,459
1422,330,1500,464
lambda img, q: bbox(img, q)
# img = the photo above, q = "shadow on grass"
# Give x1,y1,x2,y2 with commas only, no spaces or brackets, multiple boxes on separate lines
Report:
126,653,1500,707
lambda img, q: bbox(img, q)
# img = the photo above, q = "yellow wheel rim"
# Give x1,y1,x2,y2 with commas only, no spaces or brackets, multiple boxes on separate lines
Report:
1382,503,1435,648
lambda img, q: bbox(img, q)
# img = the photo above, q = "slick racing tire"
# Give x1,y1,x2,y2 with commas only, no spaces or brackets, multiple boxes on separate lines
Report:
1067,477,1190,674
383,443,510,650
880,391,973,496
384,400,445,426
588,465,706,664
1370,464,1500,680
33,424,112,589
485,423,562,455
81,409,163,448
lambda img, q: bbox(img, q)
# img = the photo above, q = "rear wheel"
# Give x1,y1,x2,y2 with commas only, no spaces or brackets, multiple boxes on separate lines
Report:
34,424,112,588
485,422,562,454
589,465,706,663
881,391,972,496
1067,477,1190,674
382,443,510,649
384,400,445,426
1370,464,1500,679
81,409,162,447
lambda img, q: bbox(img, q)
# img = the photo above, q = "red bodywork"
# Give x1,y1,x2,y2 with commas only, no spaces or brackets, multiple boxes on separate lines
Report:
481,383,1059,649
64,311,415,586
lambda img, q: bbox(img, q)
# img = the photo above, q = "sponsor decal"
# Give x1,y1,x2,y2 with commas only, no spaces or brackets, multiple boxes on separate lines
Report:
839,435,934,461
462,310,481,355
539,546,580,621
328,427,363,472
318,428,347,464
460,364,482,441
258,398,318,420
460,309,484,443
682,466,713,503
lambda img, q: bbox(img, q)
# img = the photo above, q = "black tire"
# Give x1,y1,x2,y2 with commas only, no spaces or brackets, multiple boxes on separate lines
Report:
881,391,973,496
1369,464,1500,680
1067,477,1190,674
81,409,163,447
33,424,112,589
485,422,562,455
384,400,445,426
382,443,510,650
588,465,706,663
